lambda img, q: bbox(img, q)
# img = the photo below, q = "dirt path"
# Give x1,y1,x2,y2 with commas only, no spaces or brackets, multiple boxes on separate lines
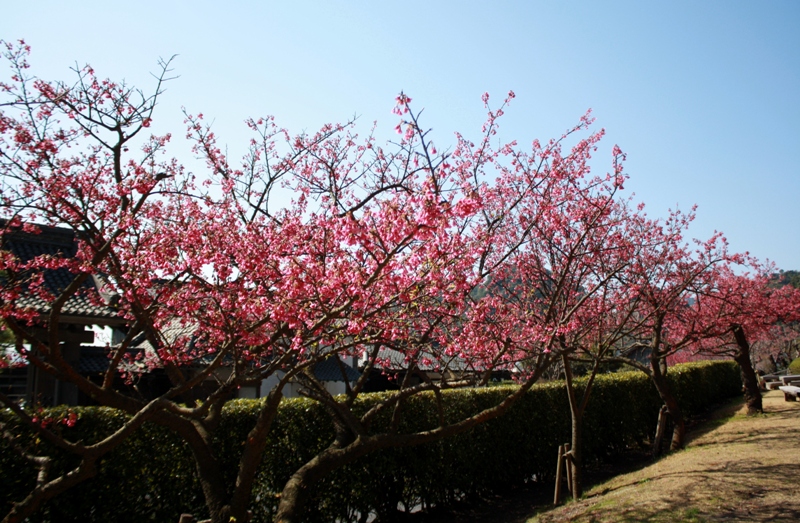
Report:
529,390,800,523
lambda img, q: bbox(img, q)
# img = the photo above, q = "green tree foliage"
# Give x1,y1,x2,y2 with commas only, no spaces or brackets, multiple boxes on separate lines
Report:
773,270,800,289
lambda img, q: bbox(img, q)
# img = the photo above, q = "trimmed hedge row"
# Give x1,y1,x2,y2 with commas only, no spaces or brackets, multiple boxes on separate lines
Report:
1,360,741,522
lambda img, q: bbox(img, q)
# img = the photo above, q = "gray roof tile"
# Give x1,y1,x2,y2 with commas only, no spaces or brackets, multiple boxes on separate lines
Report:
1,223,120,321
313,356,360,382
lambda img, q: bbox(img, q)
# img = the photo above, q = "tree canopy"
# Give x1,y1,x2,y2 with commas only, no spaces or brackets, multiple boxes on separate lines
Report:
2,40,799,523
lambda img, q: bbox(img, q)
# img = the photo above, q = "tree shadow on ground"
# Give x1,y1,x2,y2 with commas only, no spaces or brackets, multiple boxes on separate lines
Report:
393,394,800,523
399,449,660,523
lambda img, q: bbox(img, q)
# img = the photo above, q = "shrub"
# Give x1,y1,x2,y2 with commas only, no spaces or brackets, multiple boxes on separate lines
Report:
1,361,741,522
789,357,800,374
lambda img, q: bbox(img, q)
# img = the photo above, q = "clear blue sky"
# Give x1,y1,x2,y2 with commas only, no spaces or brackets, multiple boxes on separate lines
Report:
2,1,799,269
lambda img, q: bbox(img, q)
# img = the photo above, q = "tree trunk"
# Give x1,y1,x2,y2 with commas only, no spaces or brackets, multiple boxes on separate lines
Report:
649,361,685,450
2,458,97,523
561,355,584,500
151,412,231,523
275,440,375,523
274,361,554,522
732,325,763,415
187,443,231,523
651,405,668,458
227,389,284,522
569,412,583,500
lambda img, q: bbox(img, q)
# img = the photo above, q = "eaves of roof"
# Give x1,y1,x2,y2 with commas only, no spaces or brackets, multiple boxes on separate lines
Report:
1,223,122,322
313,356,361,382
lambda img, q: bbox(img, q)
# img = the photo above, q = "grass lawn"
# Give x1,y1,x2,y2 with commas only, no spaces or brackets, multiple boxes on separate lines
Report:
528,390,800,523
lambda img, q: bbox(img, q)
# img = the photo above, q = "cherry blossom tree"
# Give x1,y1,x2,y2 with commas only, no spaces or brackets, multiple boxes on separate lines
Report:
553,224,645,500
268,97,640,522
0,42,608,522
0,39,191,523
0,40,402,522
599,208,741,450
0,40,485,521
671,265,800,414
0,40,692,523
469,128,636,502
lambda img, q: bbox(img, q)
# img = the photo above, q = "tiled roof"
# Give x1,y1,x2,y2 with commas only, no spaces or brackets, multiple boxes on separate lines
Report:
77,346,145,374
313,356,361,382
130,321,361,382
369,347,473,372
129,320,198,352
1,223,120,321
77,346,113,374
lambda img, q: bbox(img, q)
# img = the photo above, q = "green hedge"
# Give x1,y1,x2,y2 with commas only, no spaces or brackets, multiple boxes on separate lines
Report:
0,360,741,522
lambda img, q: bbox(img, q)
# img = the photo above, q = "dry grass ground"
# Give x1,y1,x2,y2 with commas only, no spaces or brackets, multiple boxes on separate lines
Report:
529,390,800,523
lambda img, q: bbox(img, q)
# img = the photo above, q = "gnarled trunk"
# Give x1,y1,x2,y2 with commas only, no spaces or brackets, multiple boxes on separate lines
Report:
275,439,378,523
274,362,553,522
649,360,685,450
149,410,232,523
160,386,285,523
732,325,762,415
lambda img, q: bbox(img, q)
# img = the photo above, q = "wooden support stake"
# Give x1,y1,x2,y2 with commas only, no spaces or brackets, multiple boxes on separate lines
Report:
653,405,668,458
565,443,573,495
553,444,565,505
